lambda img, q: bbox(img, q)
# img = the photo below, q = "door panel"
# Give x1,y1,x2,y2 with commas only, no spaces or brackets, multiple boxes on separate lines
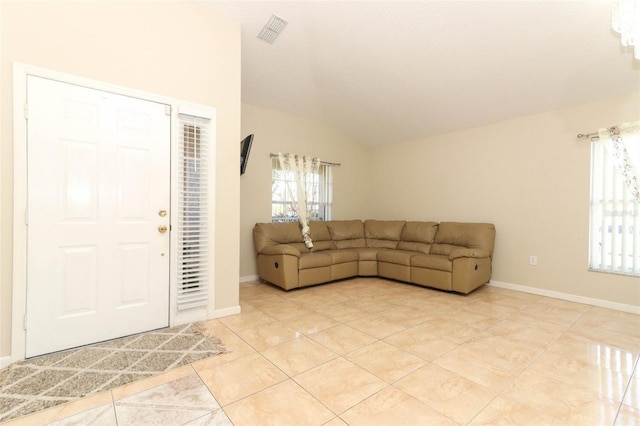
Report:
59,246,98,317
26,76,170,357
117,147,149,218
117,243,150,307
64,141,98,219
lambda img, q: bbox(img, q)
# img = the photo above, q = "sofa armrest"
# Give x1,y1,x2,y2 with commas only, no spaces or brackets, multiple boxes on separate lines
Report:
260,244,301,257
449,248,490,260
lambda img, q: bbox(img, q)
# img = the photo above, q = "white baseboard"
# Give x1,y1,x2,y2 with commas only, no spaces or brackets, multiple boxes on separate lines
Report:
210,305,241,319
489,280,640,314
1,355,14,369
240,275,259,283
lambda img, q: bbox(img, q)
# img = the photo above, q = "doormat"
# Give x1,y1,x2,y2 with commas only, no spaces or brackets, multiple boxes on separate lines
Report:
0,323,227,423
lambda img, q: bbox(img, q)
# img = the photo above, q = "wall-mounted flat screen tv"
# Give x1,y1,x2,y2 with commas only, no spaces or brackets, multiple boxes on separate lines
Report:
240,134,254,175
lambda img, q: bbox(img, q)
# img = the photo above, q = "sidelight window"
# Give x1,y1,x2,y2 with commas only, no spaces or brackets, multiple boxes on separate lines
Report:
177,115,210,309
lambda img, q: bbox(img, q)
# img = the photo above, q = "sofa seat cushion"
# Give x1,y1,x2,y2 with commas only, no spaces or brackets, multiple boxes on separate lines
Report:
354,248,380,261
299,252,332,270
323,249,359,264
411,254,453,272
378,250,418,266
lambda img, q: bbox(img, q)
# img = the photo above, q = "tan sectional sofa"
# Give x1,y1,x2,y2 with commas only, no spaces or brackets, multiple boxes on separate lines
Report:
253,220,496,294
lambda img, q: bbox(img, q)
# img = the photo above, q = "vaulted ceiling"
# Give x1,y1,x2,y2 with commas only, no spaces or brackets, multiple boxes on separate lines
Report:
204,1,639,147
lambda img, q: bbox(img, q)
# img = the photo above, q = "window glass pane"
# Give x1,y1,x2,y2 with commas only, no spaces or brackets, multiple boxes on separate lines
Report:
271,158,333,223
589,135,640,276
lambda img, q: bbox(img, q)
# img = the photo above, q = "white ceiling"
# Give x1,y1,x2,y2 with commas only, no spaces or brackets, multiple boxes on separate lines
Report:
203,0,640,147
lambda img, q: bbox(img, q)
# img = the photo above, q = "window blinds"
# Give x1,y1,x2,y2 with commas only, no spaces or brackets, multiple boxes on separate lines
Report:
271,157,333,222
177,114,210,310
589,140,640,276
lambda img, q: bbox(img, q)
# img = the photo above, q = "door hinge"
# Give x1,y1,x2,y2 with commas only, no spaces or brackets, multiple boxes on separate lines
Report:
24,103,28,120
165,105,171,116
23,314,28,331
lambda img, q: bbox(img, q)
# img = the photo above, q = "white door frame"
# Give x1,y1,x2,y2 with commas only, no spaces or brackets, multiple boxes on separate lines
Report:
11,63,216,363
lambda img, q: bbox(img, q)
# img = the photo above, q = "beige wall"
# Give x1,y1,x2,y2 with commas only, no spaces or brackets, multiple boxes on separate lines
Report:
240,103,371,278
370,92,640,306
0,1,241,358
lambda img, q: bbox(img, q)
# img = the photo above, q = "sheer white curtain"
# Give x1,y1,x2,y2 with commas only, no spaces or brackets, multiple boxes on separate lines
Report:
277,153,321,248
598,121,640,203
590,121,640,275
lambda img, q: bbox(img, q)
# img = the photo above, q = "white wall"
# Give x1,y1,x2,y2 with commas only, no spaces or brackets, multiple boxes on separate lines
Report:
0,1,241,359
370,92,640,307
240,103,371,278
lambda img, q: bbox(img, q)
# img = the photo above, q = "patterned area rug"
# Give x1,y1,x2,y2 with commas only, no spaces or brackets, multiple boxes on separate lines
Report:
0,323,226,423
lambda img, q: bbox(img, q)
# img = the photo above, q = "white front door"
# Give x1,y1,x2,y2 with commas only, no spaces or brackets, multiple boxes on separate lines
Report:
25,76,171,358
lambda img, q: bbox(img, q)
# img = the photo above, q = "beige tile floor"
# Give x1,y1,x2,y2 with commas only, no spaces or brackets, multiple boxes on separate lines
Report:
3,277,639,425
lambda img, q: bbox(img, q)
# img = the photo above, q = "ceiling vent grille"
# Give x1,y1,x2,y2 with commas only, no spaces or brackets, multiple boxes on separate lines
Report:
257,14,288,44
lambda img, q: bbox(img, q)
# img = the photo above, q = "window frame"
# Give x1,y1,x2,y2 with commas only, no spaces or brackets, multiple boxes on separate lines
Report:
588,134,640,277
271,158,333,223
176,115,210,310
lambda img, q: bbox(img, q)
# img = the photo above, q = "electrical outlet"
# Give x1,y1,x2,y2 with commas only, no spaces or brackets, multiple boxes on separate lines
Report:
529,255,538,266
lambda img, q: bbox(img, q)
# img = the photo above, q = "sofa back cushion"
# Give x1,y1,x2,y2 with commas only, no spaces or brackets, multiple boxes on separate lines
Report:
309,221,336,252
397,221,439,254
253,221,337,253
432,222,496,257
364,220,405,249
327,220,366,249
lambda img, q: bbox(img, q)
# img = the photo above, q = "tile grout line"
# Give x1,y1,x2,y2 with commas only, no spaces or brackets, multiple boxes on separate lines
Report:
241,299,468,423
613,352,640,425
111,363,230,425
206,313,393,423
465,303,602,425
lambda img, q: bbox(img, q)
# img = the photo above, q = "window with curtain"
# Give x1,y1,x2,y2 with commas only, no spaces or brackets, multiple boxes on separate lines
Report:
589,123,640,276
271,157,333,223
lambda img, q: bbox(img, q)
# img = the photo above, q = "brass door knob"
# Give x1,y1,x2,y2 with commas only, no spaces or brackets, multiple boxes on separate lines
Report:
158,225,168,233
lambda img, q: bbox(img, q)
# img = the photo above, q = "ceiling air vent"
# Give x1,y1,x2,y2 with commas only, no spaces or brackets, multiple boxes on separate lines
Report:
257,14,288,44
